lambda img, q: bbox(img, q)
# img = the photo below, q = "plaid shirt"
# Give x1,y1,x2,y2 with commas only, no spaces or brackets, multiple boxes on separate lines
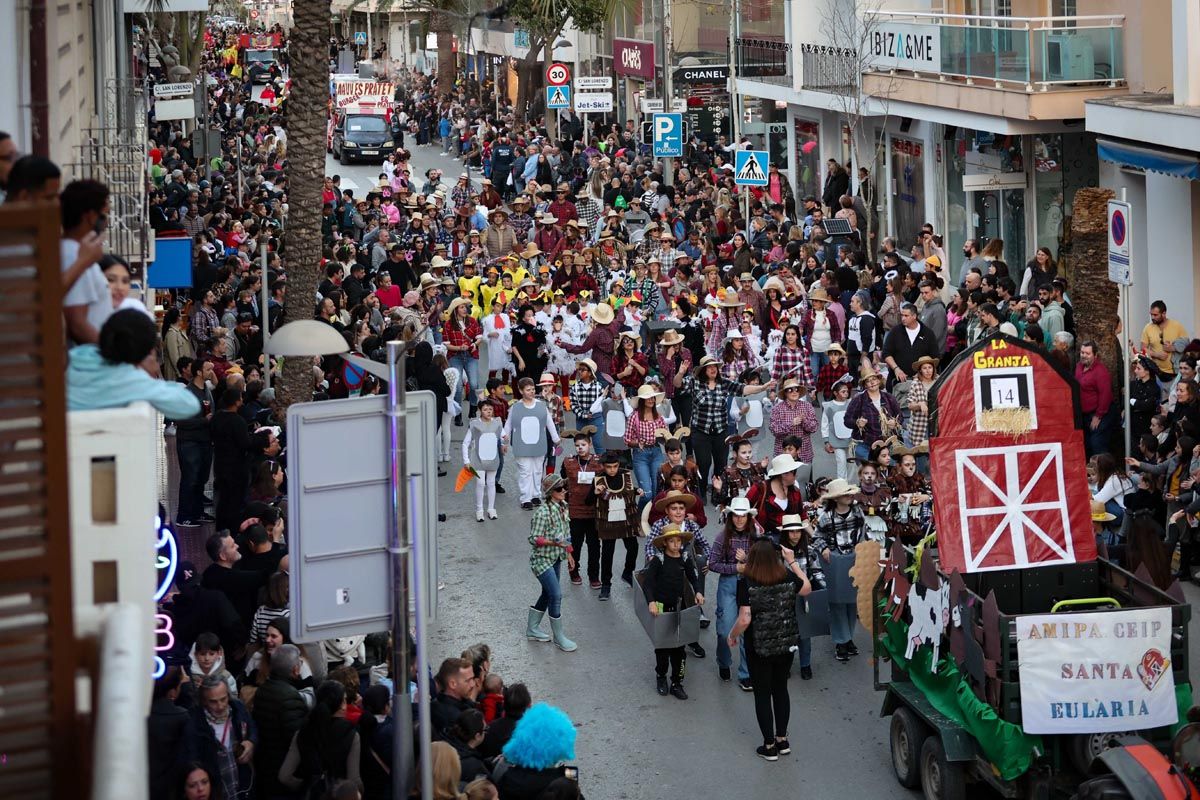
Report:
631,277,661,315
706,312,735,358
816,361,850,400
588,261,611,290
646,517,709,562
683,375,743,435
528,498,571,575
769,399,818,459
625,412,667,447
721,353,760,383
770,344,814,388
577,197,601,234
570,378,603,419
510,212,534,243
542,392,564,428
451,185,472,208
906,380,931,446
445,316,482,358
813,505,868,555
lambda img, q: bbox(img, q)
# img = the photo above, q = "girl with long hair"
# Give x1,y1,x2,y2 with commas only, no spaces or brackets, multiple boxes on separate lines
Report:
279,680,361,793
1020,245,1056,296
709,496,762,688
624,385,669,509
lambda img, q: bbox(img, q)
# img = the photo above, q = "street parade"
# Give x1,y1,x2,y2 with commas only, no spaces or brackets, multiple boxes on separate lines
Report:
9,1,1200,799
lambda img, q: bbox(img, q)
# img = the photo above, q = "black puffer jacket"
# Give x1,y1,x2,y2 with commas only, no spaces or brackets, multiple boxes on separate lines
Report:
408,341,450,420
252,677,309,797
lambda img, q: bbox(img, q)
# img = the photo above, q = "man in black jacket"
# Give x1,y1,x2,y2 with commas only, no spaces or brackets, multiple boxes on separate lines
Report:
202,531,280,629
149,666,190,800
210,388,266,532
184,675,258,800
430,657,477,737
881,303,941,389
252,645,309,799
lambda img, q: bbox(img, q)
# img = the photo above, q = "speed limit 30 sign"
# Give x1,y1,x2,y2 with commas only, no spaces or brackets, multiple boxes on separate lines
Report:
546,62,571,86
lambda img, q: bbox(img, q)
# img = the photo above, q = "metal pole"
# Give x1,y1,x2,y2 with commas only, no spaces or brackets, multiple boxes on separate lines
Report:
728,0,747,224
260,243,271,389
386,339,417,800
410,472,433,800
663,0,674,187
237,137,244,208
1121,187,1132,459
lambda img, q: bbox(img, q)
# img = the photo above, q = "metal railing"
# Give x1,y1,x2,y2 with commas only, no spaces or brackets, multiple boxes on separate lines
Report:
800,43,857,93
865,11,1125,91
735,37,792,84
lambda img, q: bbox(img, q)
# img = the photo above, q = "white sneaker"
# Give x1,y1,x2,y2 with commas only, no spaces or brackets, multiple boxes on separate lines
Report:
487,509,498,519
476,511,484,522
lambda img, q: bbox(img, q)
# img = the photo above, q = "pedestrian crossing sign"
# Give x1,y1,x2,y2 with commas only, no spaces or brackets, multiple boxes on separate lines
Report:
546,85,571,110
734,150,769,187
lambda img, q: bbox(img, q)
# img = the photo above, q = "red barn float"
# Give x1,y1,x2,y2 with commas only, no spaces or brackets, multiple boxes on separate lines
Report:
927,335,1096,573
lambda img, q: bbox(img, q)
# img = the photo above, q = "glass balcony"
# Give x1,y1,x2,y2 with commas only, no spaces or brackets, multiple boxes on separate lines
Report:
865,12,1124,90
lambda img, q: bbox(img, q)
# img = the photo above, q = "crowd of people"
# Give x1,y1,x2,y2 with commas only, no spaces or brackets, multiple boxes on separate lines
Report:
3,6,1197,798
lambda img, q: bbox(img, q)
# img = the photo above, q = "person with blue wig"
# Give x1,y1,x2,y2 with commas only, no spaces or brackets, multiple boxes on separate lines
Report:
494,703,580,799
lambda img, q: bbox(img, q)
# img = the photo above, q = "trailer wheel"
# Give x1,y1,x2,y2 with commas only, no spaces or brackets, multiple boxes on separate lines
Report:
890,707,928,789
920,736,966,800
1069,774,1133,800
1070,731,1134,775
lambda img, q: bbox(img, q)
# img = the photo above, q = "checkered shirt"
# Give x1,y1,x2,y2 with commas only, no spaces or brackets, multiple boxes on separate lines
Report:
683,375,743,435
770,344,814,388
528,499,571,575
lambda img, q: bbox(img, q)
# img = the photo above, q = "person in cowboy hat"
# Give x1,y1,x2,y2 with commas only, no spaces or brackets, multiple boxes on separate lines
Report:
561,302,619,377
592,450,642,591
706,289,747,357
801,286,843,382
641,523,705,699
655,327,693,406
777,513,824,681
538,373,566,473
508,194,535,244
888,443,932,543
821,374,857,481
484,205,516,257
815,342,850,402
568,357,606,453
623,382,671,511
844,363,902,463
769,377,818,460
708,495,765,687
746,453,808,539
525,473,578,652
684,355,776,498
905,354,939,450
812,477,867,661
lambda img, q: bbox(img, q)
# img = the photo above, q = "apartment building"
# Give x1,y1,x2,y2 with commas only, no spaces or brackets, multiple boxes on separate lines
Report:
736,0,1171,302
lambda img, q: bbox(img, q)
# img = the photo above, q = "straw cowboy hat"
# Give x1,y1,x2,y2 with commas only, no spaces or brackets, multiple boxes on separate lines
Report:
429,255,453,271
577,358,598,374
653,490,697,514
591,303,615,325
419,273,438,290
539,214,559,226
538,373,557,386
767,453,805,477
658,328,685,347
819,478,861,503
444,297,472,319
779,514,810,531
763,276,788,296
826,342,846,355
651,523,695,550
859,363,884,385
912,355,939,372
717,292,746,308
693,355,720,376
1091,500,1116,523
620,329,642,346
510,195,531,206
542,474,567,497
808,287,832,304
780,377,807,394
520,243,542,259
892,442,929,456
726,496,758,517
634,384,663,403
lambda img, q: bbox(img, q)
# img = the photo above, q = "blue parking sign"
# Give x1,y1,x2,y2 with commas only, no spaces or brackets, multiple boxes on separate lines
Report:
734,150,769,187
652,113,683,158
546,85,571,110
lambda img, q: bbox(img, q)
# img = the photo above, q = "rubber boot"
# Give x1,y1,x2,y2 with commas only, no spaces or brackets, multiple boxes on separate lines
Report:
549,615,577,652
525,607,551,642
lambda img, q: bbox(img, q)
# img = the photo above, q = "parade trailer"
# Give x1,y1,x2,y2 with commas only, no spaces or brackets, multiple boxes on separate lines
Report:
870,335,1196,800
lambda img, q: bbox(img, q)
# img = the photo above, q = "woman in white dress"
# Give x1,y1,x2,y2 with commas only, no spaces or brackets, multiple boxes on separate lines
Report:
483,292,515,385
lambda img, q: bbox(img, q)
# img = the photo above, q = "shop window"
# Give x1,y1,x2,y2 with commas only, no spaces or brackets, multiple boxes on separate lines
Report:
794,120,820,201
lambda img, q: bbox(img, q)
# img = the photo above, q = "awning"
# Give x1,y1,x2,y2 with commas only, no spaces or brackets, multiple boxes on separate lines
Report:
1097,138,1200,180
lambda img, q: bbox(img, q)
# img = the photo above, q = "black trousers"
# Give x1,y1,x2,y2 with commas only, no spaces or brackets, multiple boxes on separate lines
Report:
691,430,729,495
569,518,600,580
600,537,638,586
748,651,794,743
655,646,686,682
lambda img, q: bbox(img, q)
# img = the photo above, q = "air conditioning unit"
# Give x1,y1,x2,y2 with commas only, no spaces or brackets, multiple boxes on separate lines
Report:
1045,33,1095,81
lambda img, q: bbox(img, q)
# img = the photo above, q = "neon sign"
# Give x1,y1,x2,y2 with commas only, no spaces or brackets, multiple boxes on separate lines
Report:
154,516,179,678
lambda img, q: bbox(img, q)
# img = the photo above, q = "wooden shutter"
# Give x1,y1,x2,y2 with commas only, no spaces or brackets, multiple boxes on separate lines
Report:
0,203,80,800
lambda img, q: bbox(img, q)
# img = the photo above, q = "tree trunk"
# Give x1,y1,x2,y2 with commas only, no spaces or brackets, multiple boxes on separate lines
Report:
278,0,330,409
430,11,455,98
1066,187,1120,373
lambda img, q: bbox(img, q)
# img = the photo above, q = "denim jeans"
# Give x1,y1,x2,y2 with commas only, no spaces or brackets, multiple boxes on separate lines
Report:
715,574,749,680
830,601,857,645
176,438,212,522
796,636,812,669
533,560,563,617
1085,405,1119,457
853,442,871,462
810,351,830,383
449,353,480,412
630,446,664,511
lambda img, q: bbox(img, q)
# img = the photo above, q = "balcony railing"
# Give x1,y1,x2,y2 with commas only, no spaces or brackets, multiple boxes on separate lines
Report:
800,43,857,94
735,37,792,85
864,12,1125,91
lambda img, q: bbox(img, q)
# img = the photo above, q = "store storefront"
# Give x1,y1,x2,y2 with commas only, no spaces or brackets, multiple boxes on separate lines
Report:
890,135,927,244
613,38,654,126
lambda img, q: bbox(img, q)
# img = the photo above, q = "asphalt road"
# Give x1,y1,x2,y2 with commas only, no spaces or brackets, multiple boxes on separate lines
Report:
319,143,1200,799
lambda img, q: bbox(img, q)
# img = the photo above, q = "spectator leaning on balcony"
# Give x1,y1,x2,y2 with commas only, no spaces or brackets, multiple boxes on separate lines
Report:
67,308,201,418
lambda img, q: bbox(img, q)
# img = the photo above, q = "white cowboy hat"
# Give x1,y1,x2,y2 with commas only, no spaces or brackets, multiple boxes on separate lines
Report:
767,453,805,477
591,303,615,325
726,496,758,517
818,478,861,503
779,514,810,531
634,384,663,402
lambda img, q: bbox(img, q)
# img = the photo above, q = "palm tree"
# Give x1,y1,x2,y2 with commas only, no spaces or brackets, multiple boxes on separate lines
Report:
278,0,333,408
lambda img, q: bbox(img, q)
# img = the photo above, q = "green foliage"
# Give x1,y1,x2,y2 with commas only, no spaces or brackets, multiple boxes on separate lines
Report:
508,0,622,38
